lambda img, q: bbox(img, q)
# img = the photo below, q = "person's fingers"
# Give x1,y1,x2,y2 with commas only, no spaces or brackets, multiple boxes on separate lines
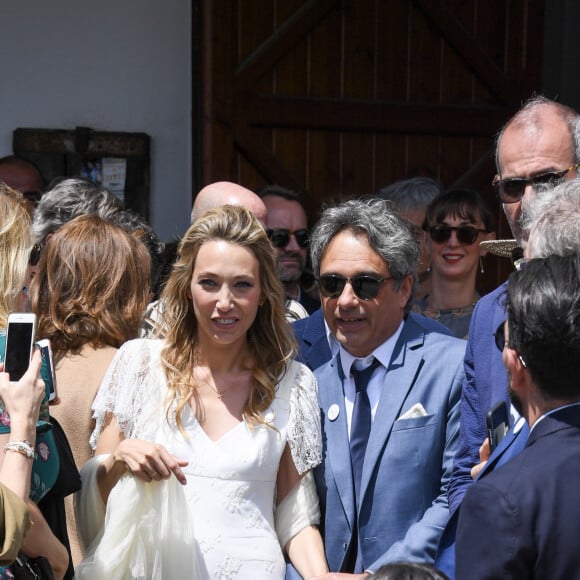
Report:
24,348,43,380
479,437,491,462
471,460,487,479
120,441,188,484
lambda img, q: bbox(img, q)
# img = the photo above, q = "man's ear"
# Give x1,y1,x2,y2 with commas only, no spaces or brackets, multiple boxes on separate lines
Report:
397,274,414,308
505,346,529,388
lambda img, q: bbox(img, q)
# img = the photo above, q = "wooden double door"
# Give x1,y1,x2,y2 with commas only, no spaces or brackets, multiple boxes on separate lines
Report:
196,0,544,292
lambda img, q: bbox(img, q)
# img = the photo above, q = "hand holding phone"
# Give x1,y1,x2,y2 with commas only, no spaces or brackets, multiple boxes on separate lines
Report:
36,338,57,402
486,401,509,452
3,313,36,383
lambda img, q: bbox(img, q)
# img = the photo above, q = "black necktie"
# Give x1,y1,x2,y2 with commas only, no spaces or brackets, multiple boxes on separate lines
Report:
349,358,380,502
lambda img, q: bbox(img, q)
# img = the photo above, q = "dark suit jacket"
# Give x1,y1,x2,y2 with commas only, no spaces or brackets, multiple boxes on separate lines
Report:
298,289,320,315
314,315,465,571
292,308,452,372
448,283,511,512
435,418,530,578
456,405,580,579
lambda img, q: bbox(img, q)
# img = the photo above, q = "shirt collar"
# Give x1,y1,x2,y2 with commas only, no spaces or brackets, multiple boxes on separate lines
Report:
338,319,405,377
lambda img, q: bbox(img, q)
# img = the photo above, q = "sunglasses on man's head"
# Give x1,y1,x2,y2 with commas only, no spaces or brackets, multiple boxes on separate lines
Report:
267,228,309,249
29,243,42,267
427,224,487,245
318,274,394,301
492,163,580,204
493,321,528,367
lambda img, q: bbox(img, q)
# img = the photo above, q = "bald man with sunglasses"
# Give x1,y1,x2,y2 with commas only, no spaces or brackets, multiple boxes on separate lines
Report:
434,96,580,578
448,95,580,512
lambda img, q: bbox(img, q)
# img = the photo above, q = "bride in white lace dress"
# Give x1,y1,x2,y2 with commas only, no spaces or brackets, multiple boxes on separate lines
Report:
75,205,329,579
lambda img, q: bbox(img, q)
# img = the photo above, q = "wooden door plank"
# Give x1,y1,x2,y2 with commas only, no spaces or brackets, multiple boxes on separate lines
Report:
413,0,521,103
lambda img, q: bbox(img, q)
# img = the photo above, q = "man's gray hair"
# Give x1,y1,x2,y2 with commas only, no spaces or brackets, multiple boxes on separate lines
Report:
310,197,420,286
33,177,123,242
375,177,441,214
525,179,580,258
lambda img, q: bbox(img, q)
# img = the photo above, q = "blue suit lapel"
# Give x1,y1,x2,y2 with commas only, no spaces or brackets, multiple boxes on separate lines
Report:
360,318,425,501
477,418,530,479
317,358,356,528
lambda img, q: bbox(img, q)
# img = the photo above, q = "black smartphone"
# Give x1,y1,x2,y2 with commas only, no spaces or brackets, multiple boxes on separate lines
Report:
4,313,36,382
36,338,57,402
486,400,509,452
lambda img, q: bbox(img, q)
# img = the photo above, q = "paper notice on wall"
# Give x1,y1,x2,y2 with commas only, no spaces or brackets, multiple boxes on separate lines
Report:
101,157,127,201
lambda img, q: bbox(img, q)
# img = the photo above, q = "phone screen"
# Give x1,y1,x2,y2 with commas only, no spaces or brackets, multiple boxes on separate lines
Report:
4,322,34,381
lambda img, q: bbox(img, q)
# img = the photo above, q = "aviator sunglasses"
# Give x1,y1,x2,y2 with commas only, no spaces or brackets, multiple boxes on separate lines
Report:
267,228,309,248
318,274,394,301
492,163,580,204
427,224,487,245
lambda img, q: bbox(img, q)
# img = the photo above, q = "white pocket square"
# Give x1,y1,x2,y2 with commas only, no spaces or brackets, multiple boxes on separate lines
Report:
398,403,428,420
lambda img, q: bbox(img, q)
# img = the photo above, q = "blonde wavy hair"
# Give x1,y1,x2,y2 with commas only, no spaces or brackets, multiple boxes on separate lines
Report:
31,215,151,360
160,204,296,430
0,182,33,328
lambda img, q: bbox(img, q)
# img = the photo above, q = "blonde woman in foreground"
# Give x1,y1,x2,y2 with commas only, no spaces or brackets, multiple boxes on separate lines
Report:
76,205,328,579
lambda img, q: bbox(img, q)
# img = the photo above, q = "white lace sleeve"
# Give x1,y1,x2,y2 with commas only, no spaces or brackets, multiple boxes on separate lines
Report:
284,361,322,474
90,339,166,449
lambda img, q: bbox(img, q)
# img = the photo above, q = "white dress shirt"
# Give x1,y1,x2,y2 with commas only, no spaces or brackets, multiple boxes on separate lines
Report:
338,321,405,438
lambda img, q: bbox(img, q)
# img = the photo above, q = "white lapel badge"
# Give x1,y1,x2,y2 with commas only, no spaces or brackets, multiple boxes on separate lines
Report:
328,403,340,421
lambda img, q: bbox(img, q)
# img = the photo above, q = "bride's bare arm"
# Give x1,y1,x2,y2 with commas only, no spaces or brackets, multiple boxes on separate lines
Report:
94,413,188,504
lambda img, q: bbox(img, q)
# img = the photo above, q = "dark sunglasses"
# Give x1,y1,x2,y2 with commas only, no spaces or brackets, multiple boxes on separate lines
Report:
427,224,488,245
267,228,309,249
318,274,394,301
494,322,507,353
492,163,580,204
494,321,527,367
29,243,43,267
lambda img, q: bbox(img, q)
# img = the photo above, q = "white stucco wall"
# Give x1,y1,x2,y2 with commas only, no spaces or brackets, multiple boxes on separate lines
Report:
0,0,191,242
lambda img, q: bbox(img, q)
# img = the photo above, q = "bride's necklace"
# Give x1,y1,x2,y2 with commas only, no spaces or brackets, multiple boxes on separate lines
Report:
194,367,232,400
205,379,229,400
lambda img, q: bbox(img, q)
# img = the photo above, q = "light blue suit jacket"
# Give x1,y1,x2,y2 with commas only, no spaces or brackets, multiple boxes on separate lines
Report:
313,315,465,572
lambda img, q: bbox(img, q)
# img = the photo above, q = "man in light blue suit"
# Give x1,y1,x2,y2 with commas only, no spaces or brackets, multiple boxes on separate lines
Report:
307,198,466,577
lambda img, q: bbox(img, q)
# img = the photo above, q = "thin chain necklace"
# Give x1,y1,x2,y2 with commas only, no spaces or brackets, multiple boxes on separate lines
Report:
194,367,232,400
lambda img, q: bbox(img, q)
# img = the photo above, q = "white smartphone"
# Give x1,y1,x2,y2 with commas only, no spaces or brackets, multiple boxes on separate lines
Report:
36,338,57,402
4,312,36,382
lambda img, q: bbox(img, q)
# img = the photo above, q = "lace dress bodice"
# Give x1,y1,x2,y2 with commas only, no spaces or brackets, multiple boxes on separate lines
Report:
88,339,322,579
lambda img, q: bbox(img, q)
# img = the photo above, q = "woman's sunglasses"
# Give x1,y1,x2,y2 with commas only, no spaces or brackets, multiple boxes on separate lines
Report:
492,163,579,204
267,228,309,248
318,274,393,301
427,225,487,245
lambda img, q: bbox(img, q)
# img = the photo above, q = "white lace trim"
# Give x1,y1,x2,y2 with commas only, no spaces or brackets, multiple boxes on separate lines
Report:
281,361,323,474
90,340,323,475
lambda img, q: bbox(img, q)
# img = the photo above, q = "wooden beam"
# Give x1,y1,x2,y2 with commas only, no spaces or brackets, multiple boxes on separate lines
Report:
235,0,340,91
234,125,306,191
237,94,515,137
